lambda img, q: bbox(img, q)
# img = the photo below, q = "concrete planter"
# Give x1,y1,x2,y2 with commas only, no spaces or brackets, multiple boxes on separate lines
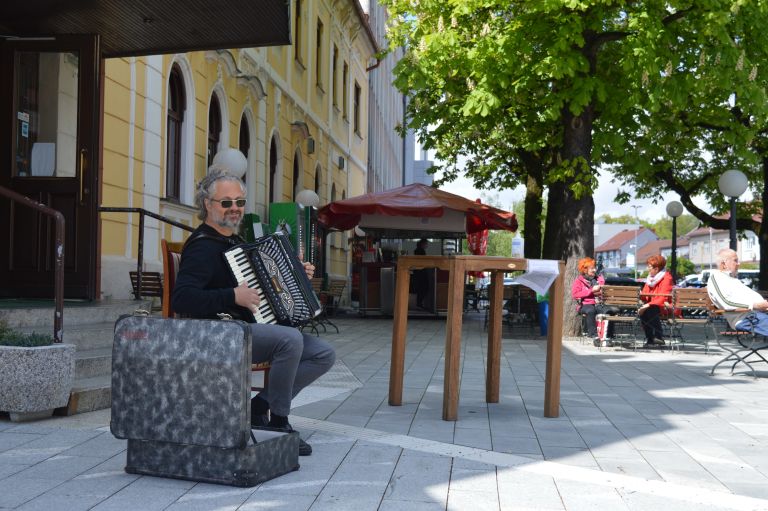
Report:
0,343,75,422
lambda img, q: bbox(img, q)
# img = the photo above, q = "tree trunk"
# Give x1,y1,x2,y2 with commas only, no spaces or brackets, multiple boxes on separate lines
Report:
556,105,596,336
521,153,544,259
543,182,565,259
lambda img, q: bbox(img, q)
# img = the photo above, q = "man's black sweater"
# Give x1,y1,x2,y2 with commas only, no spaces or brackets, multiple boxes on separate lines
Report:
171,223,253,322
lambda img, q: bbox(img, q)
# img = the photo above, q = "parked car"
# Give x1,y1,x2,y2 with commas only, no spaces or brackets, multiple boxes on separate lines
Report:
601,271,643,287
479,277,516,290
699,269,759,290
679,274,704,288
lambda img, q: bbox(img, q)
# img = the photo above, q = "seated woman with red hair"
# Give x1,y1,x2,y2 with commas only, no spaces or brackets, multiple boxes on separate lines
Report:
571,257,605,345
639,254,674,346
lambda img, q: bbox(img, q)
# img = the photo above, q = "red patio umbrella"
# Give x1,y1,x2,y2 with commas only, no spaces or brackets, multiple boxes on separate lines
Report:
467,199,489,277
317,183,517,235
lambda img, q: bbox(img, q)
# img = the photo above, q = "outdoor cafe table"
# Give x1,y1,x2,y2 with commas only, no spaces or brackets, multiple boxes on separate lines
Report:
388,255,566,421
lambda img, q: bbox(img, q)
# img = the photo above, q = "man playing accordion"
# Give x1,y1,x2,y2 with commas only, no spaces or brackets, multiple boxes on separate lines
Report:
172,168,335,457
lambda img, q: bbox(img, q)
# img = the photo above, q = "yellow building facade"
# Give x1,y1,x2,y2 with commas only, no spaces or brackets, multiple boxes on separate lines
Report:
98,0,377,300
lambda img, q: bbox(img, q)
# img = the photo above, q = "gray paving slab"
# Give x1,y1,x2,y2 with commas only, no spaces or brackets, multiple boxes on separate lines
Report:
14,492,106,511
379,500,445,511
0,433,42,453
163,484,255,511
0,474,62,508
240,490,316,510
384,451,451,504
2,316,768,510
89,476,195,511
15,454,105,482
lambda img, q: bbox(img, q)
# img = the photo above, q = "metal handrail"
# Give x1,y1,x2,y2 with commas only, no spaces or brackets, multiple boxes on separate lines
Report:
99,207,194,299
0,186,65,343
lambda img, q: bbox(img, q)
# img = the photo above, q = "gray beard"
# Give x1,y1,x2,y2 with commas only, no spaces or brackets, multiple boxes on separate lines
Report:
216,215,242,230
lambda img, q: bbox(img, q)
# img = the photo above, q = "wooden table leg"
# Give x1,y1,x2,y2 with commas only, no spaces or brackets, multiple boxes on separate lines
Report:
486,271,504,403
443,259,465,421
388,263,411,406
543,262,564,417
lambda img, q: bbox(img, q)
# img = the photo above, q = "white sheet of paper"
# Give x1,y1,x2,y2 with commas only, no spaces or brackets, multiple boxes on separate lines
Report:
31,142,56,176
512,259,560,295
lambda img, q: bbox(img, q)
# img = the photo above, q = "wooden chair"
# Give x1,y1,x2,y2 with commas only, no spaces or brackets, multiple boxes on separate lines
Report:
484,284,515,330
600,285,641,348
325,279,347,318
129,271,163,305
161,239,184,319
312,279,346,335
302,278,327,335
668,287,712,353
160,239,271,391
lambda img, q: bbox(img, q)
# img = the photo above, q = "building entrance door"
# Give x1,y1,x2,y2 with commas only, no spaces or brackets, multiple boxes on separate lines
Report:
0,35,100,299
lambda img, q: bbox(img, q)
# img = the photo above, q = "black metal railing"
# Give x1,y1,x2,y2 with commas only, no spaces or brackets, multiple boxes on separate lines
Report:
0,185,65,343
99,207,194,299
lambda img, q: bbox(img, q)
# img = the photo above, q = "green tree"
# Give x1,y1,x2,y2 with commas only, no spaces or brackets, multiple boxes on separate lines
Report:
486,230,514,257
383,1,768,331
598,214,641,225
648,214,699,240
602,3,768,287
675,257,696,278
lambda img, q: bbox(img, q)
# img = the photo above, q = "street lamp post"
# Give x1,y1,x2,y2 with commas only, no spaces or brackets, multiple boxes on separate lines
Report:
717,170,749,252
631,205,641,278
666,201,684,282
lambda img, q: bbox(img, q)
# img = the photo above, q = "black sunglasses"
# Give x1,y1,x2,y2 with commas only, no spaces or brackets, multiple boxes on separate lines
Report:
210,198,247,208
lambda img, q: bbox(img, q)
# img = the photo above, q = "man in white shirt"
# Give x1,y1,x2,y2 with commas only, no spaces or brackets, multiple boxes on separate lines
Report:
707,248,768,335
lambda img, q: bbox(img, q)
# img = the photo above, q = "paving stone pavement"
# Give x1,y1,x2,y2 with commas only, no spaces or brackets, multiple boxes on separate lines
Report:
2,313,768,510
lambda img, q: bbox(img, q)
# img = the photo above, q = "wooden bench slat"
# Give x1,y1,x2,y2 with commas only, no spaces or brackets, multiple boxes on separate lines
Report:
129,271,163,297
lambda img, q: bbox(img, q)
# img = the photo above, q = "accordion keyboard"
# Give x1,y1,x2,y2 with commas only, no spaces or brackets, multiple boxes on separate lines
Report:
223,233,322,327
224,247,277,324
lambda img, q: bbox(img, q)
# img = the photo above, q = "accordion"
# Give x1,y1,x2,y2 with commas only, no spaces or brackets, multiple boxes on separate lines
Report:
223,232,323,327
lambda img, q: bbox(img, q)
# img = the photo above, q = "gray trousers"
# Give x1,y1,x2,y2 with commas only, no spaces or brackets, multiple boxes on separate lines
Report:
250,323,336,417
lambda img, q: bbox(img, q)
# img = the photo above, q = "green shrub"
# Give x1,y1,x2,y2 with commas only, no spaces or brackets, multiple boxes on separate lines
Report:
0,327,54,347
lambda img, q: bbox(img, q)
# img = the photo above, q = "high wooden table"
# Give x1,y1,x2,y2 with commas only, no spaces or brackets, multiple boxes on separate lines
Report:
388,255,565,421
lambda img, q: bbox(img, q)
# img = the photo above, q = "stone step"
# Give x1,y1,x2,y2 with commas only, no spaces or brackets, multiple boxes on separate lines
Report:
61,375,111,416
0,299,153,329
75,347,112,380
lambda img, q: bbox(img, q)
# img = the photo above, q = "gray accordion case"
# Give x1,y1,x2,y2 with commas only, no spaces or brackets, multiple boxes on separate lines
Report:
110,315,299,486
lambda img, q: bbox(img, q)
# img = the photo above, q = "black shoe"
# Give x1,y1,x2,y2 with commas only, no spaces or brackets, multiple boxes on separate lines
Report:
254,423,312,456
251,413,269,428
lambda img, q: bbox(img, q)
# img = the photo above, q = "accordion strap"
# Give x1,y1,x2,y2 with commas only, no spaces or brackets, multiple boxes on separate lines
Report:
183,230,245,251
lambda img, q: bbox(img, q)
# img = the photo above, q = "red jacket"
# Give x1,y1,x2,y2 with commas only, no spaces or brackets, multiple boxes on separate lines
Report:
641,271,674,308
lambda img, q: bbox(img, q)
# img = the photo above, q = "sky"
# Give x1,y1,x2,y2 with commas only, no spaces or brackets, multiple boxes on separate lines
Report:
437,168,712,223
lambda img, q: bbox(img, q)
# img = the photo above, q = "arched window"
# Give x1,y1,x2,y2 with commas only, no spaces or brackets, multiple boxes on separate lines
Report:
166,64,185,200
314,165,321,195
269,137,278,204
239,113,250,183
292,154,300,201
207,95,222,167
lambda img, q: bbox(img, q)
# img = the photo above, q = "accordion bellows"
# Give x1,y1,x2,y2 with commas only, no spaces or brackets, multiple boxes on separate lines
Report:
225,232,322,327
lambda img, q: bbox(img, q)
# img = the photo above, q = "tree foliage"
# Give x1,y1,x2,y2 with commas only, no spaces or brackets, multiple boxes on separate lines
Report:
676,257,696,278
597,213,700,240
650,214,701,240
383,0,768,329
